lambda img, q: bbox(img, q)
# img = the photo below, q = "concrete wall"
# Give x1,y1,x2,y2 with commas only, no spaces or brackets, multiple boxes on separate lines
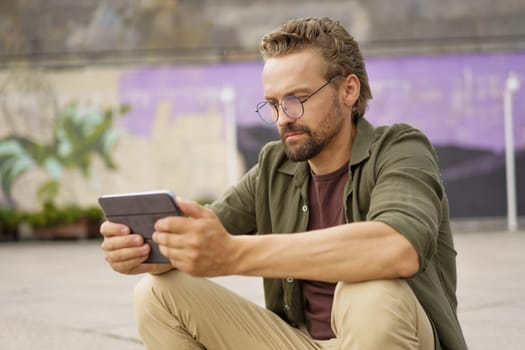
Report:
1,0,524,67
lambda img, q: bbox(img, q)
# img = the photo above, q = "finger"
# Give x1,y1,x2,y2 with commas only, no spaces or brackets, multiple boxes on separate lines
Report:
152,231,185,249
176,198,215,219
154,232,186,259
100,221,130,237
154,202,215,233
104,243,150,263
101,234,144,251
110,255,151,274
157,244,186,268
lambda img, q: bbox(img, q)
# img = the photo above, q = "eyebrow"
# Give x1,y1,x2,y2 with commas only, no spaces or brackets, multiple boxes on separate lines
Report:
264,85,317,102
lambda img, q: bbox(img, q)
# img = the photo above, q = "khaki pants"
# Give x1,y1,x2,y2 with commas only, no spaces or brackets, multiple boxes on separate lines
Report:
133,270,434,350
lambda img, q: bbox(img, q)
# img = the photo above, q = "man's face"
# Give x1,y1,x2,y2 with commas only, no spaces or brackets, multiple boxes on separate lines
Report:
261,49,346,162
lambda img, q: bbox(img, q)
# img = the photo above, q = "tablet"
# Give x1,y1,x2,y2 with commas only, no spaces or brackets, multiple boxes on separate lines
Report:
98,190,183,264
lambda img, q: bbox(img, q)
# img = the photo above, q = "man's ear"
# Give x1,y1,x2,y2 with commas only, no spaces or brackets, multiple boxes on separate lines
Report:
341,74,360,108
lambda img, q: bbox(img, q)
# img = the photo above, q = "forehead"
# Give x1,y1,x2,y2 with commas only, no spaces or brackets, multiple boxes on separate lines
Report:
262,49,327,97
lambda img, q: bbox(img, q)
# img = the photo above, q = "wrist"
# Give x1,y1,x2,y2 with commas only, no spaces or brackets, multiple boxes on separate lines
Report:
228,235,253,275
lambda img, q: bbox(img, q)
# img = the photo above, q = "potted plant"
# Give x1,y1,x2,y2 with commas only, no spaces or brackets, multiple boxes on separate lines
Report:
25,202,104,240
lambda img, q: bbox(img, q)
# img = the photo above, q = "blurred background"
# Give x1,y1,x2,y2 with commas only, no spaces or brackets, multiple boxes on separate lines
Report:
0,0,524,239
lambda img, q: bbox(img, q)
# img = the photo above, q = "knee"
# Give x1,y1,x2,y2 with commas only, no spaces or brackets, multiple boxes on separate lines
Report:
133,270,187,324
333,279,417,331
134,271,167,305
336,279,413,305
333,280,429,349
133,274,154,312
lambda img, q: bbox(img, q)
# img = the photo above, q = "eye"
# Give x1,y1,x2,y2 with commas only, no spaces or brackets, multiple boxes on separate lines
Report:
269,101,279,110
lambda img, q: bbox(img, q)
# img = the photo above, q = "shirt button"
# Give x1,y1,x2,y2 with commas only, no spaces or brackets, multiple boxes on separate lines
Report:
286,277,294,283
284,304,291,311
302,205,308,213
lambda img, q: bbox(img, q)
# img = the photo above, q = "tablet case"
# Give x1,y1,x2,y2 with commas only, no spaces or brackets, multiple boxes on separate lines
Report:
98,191,182,263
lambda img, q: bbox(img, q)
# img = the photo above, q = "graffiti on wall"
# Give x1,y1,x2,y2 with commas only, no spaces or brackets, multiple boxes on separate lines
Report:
120,51,525,217
0,69,128,210
0,51,523,217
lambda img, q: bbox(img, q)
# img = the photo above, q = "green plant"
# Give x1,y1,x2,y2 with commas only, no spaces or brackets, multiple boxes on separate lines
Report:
22,203,104,239
23,202,104,229
0,208,23,239
0,102,130,209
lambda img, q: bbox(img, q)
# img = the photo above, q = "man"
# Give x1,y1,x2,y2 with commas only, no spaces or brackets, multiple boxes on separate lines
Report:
101,17,467,350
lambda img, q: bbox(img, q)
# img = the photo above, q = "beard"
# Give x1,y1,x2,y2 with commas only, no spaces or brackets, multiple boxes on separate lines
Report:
279,98,345,162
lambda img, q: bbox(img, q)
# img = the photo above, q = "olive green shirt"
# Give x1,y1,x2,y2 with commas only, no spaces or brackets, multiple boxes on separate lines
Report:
210,118,467,350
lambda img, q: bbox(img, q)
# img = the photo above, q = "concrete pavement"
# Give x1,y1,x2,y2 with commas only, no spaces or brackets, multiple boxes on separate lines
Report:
0,228,524,349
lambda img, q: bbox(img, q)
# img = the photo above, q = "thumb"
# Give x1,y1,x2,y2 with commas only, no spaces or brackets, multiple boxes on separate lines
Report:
176,198,214,219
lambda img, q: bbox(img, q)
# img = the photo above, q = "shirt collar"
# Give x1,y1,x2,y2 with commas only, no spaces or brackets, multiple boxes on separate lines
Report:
349,117,374,167
278,157,309,187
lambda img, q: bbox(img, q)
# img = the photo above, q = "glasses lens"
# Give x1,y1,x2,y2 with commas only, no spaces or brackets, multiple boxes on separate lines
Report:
281,96,303,119
256,102,277,124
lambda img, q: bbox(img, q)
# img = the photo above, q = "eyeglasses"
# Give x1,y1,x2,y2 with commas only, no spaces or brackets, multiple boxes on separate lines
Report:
255,75,343,124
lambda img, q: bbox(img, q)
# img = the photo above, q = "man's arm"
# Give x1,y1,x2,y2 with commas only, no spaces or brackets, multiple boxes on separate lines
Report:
153,200,418,282
233,221,419,282
152,127,439,282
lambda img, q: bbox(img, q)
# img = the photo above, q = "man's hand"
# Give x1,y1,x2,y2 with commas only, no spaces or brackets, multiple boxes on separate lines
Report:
100,221,174,275
153,199,239,277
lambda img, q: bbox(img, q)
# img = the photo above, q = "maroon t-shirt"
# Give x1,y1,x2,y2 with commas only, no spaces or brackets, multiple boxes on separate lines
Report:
303,162,349,340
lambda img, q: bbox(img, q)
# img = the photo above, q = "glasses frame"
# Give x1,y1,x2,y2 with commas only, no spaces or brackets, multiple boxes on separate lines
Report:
255,75,343,124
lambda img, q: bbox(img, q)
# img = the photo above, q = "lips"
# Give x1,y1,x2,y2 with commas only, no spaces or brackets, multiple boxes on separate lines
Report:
281,125,309,142
284,132,305,141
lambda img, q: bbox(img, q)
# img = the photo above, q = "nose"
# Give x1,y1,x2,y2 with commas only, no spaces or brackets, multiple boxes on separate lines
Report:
276,105,296,127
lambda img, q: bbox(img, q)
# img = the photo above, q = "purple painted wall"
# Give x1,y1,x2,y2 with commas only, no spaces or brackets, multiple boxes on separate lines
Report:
120,51,525,151
119,51,525,218
367,52,525,151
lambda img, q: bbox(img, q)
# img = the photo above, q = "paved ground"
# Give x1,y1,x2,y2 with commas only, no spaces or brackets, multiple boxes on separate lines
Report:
0,228,524,349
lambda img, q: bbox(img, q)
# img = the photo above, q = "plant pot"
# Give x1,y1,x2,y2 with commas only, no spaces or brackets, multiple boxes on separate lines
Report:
32,218,101,240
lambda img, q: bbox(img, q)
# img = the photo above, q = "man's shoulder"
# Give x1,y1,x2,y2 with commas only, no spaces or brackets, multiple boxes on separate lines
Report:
354,118,429,154
366,121,439,171
373,122,426,138
370,122,432,148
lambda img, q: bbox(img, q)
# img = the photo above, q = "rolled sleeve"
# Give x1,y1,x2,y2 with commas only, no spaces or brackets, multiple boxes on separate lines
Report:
365,125,443,272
